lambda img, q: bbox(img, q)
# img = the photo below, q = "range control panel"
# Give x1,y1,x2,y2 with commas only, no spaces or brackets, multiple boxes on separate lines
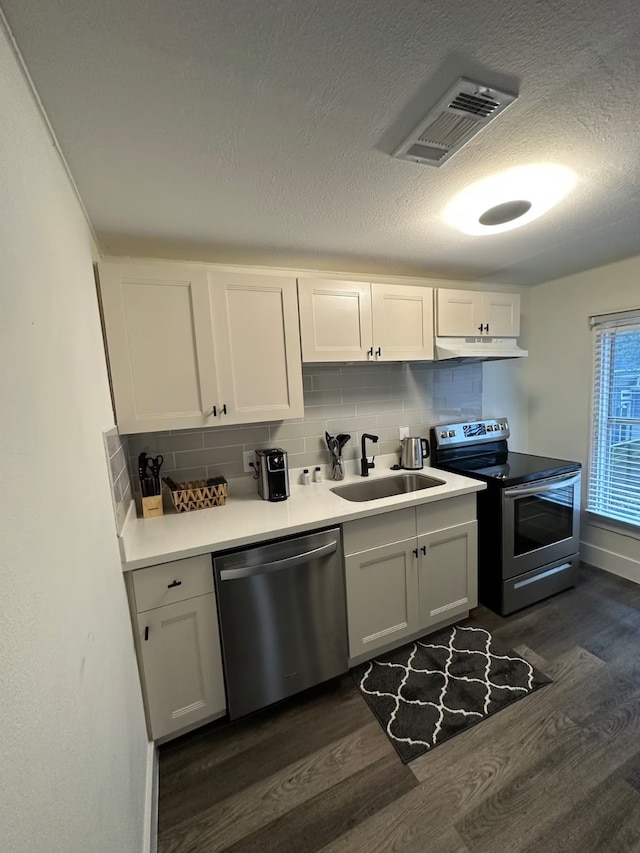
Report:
433,418,510,448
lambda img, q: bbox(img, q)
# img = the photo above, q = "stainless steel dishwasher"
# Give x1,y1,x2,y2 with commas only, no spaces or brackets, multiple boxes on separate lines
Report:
213,527,347,719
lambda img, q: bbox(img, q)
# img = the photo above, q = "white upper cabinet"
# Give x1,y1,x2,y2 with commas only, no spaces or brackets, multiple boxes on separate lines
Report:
209,271,304,424
298,279,433,362
98,261,221,433
371,283,434,361
436,288,520,338
483,291,521,337
297,279,373,361
98,261,304,433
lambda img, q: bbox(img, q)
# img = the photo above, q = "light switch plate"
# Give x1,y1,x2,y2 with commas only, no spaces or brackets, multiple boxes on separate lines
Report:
398,426,410,440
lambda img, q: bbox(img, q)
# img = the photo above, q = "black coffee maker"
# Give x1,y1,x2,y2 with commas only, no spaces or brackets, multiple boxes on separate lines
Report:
255,449,290,502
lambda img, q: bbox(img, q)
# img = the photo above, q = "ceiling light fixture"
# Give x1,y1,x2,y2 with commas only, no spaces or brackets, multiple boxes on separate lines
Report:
444,164,576,235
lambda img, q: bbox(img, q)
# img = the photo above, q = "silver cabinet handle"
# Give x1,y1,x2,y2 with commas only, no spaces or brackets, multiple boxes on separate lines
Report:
504,473,580,499
219,541,338,581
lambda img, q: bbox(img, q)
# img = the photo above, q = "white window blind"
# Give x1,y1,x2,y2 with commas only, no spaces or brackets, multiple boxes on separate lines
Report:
588,309,640,527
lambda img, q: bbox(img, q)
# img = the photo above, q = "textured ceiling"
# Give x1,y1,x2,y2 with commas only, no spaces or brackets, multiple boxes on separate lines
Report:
3,0,640,284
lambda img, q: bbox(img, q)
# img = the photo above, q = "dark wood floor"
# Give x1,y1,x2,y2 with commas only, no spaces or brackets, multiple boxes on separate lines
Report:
157,565,640,852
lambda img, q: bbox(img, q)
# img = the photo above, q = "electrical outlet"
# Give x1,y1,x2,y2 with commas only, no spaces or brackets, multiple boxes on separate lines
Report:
398,426,410,440
243,450,256,473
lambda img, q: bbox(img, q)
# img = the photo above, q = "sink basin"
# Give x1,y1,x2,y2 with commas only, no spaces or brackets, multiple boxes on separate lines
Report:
330,473,446,502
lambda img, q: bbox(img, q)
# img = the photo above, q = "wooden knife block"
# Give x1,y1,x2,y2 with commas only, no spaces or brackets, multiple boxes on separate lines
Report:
142,494,164,519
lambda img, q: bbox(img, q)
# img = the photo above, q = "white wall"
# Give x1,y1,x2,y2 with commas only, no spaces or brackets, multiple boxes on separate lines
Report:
482,288,530,451
526,254,640,581
0,17,150,853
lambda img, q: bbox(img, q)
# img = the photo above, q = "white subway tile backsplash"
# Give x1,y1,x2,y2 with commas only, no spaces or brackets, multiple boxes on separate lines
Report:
311,371,364,390
103,427,132,535
173,446,243,469
303,402,357,420
376,410,430,428
269,420,326,440
341,387,391,404
125,362,482,495
303,389,344,406
256,438,307,455
325,415,379,434
355,399,404,416
203,426,270,448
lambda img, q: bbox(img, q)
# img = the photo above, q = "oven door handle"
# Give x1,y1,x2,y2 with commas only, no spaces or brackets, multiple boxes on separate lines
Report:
504,473,581,499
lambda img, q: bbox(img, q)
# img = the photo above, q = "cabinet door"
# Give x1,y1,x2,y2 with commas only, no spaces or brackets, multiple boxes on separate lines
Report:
345,540,419,659
209,272,304,423
417,521,478,629
482,292,520,337
137,594,225,740
436,288,484,337
98,261,220,433
297,279,373,362
371,284,434,361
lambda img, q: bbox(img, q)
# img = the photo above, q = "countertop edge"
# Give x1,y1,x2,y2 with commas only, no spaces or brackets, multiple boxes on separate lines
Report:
120,476,486,572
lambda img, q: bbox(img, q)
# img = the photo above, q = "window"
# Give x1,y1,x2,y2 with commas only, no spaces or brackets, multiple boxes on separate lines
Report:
588,310,640,527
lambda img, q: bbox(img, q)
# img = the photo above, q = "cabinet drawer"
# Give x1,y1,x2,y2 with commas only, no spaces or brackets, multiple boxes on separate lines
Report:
343,507,416,555
132,554,214,613
416,494,476,535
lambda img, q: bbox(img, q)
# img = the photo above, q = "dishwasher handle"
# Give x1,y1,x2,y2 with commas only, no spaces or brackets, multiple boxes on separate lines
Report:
219,540,338,581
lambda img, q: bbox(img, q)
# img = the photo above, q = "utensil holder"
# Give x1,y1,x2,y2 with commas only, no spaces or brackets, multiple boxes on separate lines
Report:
330,456,345,481
166,479,228,513
141,494,164,519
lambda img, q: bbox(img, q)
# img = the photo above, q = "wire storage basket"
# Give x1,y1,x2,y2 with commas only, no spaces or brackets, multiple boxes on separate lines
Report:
163,477,228,513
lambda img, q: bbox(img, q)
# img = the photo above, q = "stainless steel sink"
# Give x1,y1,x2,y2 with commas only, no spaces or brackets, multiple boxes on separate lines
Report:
330,473,446,502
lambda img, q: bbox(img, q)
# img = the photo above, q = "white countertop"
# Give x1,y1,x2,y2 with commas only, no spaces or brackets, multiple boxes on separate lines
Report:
119,461,486,571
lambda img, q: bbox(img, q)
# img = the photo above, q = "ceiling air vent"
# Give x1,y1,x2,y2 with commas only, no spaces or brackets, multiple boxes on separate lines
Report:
393,78,517,167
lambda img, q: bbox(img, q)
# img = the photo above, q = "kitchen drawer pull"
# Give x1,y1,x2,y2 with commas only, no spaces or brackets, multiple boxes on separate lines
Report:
421,545,427,556
144,626,149,641
167,579,182,589
413,548,419,558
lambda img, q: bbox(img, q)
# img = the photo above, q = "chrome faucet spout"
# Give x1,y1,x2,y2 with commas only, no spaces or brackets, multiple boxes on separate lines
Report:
360,433,379,477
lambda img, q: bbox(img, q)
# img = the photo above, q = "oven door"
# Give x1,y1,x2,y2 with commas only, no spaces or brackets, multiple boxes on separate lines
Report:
501,471,581,578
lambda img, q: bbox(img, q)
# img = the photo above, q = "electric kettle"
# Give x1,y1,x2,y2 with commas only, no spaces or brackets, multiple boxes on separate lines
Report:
400,436,430,470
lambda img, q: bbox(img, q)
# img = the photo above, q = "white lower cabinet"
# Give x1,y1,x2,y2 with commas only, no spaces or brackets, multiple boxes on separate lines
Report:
417,521,477,627
345,540,420,659
129,554,226,741
343,498,478,660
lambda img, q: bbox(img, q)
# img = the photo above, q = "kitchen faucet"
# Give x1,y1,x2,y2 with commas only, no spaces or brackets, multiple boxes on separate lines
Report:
360,433,379,477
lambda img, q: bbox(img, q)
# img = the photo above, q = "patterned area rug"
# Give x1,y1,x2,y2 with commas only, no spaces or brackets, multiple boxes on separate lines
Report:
352,625,551,763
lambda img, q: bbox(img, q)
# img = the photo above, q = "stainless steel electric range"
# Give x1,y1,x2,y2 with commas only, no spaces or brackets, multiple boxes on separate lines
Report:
430,417,582,616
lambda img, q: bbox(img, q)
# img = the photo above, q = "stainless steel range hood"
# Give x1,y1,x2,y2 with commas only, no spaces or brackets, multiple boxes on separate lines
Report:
435,336,528,362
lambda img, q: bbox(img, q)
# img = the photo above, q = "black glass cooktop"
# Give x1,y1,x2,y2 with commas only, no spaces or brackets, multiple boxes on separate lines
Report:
436,451,581,487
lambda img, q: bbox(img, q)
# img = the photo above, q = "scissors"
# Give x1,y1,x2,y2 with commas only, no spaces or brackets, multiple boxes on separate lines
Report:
146,455,164,495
